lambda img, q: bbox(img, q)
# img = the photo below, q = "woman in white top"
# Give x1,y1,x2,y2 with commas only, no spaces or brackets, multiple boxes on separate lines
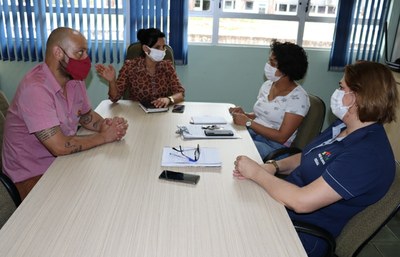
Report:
230,41,310,160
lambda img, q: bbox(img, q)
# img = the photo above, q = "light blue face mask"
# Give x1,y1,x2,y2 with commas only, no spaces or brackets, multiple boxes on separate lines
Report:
264,62,281,82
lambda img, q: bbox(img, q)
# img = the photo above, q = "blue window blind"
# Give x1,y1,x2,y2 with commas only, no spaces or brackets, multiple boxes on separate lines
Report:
329,0,391,71
129,0,169,42
128,0,188,65
0,0,188,64
170,0,188,65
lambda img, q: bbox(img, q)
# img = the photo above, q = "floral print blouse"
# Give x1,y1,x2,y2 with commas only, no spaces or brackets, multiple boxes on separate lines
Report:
110,57,185,103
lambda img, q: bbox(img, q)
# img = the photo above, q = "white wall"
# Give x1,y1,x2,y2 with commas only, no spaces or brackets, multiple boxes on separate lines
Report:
0,0,399,129
0,45,342,129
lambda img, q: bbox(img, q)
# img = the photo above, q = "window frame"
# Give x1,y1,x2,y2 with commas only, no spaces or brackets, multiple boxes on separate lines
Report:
188,0,338,47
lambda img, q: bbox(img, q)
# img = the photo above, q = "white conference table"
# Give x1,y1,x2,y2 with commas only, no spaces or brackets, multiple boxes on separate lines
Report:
0,101,306,257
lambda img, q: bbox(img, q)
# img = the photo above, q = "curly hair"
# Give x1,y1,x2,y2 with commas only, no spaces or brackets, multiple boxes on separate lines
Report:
271,40,308,81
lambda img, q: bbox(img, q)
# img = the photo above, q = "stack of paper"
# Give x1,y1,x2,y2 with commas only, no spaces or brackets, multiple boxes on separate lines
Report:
161,146,222,167
190,115,227,124
139,102,169,113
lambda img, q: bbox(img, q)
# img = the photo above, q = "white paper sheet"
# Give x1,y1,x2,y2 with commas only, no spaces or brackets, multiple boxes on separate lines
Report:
190,115,227,124
161,146,222,167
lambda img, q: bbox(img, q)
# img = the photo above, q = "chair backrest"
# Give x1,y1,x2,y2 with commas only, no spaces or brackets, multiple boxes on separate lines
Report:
0,172,21,207
125,42,175,67
0,90,9,168
0,172,21,228
0,112,5,169
0,92,21,208
0,90,9,118
0,178,16,229
335,162,400,257
291,94,326,149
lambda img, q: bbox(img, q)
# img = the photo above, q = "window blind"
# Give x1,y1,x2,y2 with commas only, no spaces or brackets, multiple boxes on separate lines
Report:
0,0,128,63
329,0,391,71
0,0,188,64
129,0,188,64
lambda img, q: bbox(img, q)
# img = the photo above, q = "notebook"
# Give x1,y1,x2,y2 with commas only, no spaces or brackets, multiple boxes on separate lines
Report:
139,102,169,113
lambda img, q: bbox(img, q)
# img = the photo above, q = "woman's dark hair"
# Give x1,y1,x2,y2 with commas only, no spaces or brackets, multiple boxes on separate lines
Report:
137,28,165,48
345,61,398,123
271,40,308,81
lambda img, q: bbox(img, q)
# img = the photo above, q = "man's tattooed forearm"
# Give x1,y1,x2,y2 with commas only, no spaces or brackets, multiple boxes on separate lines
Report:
36,127,59,142
92,120,101,130
80,113,93,125
36,126,83,154
64,141,83,154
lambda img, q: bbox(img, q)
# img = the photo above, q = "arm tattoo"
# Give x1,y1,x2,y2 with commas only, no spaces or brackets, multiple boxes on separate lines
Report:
80,112,93,125
36,126,83,154
80,110,102,131
64,141,83,154
36,126,60,142
92,120,101,130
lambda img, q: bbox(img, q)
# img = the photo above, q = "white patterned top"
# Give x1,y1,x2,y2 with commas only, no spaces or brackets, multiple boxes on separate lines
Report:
253,80,310,146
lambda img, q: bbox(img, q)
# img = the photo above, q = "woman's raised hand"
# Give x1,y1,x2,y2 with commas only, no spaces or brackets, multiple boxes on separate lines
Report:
95,64,116,83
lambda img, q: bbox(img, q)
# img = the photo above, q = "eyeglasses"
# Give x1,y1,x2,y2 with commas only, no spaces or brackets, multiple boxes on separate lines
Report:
201,125,220,130
171,144,200,162
176,126,190,135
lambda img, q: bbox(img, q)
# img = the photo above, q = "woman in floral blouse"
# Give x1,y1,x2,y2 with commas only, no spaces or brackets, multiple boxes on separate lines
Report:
96,28,185,108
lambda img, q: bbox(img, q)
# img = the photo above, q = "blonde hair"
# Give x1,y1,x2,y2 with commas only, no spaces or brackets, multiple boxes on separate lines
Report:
345,61,398,124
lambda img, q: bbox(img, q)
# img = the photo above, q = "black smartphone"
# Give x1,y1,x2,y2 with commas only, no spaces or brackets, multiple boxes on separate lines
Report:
159,170,200,185
172,104,185,113
204,129,234,136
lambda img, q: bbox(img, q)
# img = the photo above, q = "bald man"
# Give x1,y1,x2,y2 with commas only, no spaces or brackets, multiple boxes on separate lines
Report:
2,27,128,200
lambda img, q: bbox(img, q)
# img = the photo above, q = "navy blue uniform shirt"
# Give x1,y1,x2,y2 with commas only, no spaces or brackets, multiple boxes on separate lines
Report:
286,119,395,238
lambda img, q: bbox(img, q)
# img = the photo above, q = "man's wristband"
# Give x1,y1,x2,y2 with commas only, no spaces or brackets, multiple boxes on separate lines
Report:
266,160,279,174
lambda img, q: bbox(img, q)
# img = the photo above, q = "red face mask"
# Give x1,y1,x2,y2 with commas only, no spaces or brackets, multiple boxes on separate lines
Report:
65,56,91,80
60,47,91,80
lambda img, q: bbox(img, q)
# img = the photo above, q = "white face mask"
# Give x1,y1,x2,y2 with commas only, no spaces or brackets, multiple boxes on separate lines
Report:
146,47,166,62
264,62,281,82
330,89,353,120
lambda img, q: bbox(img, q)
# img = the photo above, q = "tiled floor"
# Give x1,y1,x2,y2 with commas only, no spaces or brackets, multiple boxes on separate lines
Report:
358,211,400,257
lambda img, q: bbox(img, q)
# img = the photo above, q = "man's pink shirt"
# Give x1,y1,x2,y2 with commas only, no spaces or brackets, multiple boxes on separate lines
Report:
2,63,91,182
